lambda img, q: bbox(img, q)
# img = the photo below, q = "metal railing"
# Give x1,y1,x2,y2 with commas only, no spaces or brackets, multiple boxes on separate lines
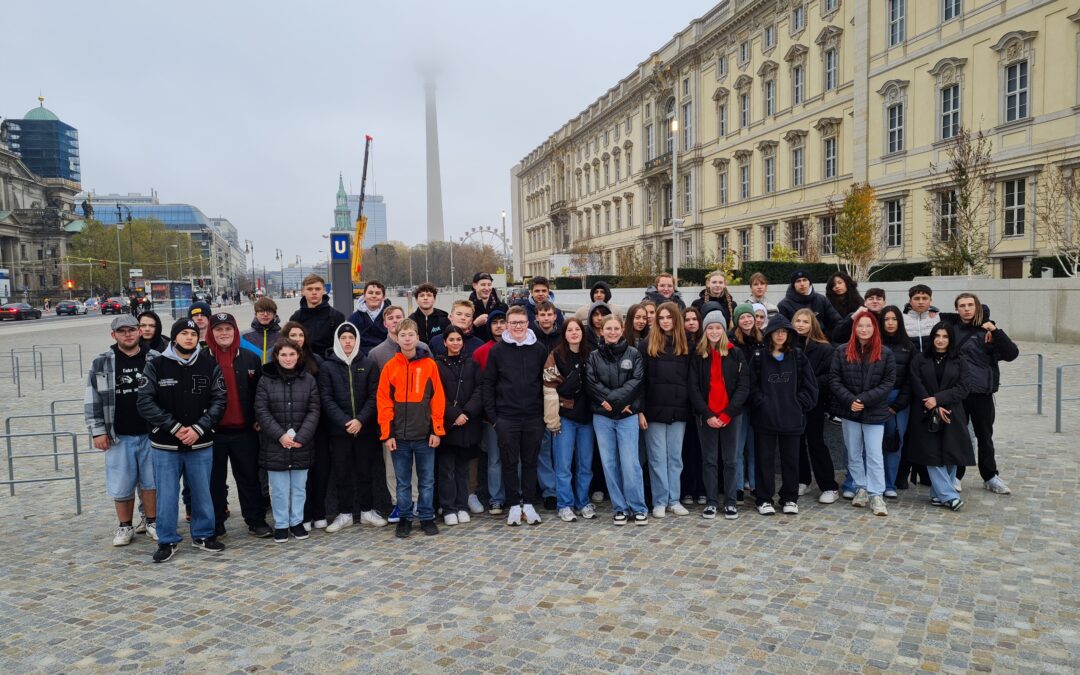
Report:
998,353,1044,414
5,409,91,478
0,355,23,397
1055,363,1080,433
1,431,82,514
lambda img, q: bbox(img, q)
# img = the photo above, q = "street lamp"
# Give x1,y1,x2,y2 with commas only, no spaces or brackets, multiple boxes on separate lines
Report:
275,248,284,298
296,255,303,287
245,240,255,293
500,210,508,276
117,204,134,286
668,115,684,288
114,206,125,293
170,244,180,280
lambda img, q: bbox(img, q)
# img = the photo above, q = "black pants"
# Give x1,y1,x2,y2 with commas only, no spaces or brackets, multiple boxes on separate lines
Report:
798,404,838,491
697,419,740,508
680,420,704,499
956,393,998,482
496,417,544,506
329,434,388,515
211,430,264,528
754,431,800,505
439,444,474,513
304,431,331,522
589,436,607,498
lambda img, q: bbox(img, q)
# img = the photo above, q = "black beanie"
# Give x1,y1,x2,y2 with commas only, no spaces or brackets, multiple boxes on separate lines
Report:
170,318,199,342
790,269,811,284
336,323,357,337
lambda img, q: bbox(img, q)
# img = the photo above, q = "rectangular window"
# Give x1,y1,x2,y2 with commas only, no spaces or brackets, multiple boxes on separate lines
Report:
887,103,904,154
684,237,693,261
740,229,751,261
764,25,776,49
888,0,906,47
764,225,776,259
943,0,961,21
645,124,655,161
664,185,673,222
605,207,611,233
627,201,634,228
824,137,837,178
886,199,903,248
764,155,776,193
683,77,690,97
740,93,750,127
740,41,750,64
626,149,631,176
616,203,622,229
765,80,775,116
740,163,751,199
938,190,957,240
1005,61,1029,122
790,220,806,256
682,102,693,149
792,147,804,186
683,173,692,214
586,211,592,236
825,49,838,91
718,103,728,136
941,84,960,139
646,188,654,224
792,5,805,31
604,162,610,187
824,0,838,11
718,170,728,204
792,66,804,104
585,172,591,193
821,215,837,255
717,56,727,78
1003,179,1026,236
717,232,728,257
614,156,621,182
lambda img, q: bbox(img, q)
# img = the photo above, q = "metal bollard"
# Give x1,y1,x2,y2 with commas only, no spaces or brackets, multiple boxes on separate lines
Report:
1055,363,1080,433
14,356,21,398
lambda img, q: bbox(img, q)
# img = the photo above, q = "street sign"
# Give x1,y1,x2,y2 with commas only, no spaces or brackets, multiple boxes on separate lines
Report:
128,268,143,277
330,233,350,260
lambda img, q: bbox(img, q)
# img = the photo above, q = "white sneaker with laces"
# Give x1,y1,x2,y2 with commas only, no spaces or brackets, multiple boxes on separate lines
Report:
953,479,963,493
782,501,799,515
578,504,597,519
444,512,459,526
818,490,839,504
558,507,577,522
145,521,158,541
652,505,666,518
456,510,471,523
797,483,810,496
325,513,354,533
133,517,147,534
842,490,855,500
522,504,542,525
507,505,522,526
302,521,313,532
360,510,388,527
984,476,1011,494
313,519,329,529
757,503,776,516
112,525,134,546
670,503,690,516
467,494,485,514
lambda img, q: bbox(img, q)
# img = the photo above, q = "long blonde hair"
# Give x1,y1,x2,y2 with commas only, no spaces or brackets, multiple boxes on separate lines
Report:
696,323,730,358
792,308,830,345
647,302,689,356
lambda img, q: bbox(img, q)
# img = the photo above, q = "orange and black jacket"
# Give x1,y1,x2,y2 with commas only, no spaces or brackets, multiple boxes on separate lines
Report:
377,345,446,441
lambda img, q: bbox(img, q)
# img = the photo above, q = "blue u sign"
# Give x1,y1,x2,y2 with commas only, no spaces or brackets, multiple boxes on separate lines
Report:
330,233,350,260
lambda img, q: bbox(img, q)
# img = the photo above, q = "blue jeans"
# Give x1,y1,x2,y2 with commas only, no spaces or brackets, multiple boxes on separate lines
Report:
927,465,960,502
841,420,886,496
483,423,504,506
152,447,213,545
735,412,755,490
267,469,308,529
592,415,646,514
391,439,436,521
645,421,686,508
882,396,909,491
536,430,556,499
553,418,594,510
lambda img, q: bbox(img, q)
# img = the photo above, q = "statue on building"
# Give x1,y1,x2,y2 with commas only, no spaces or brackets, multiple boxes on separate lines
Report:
82,200,94,219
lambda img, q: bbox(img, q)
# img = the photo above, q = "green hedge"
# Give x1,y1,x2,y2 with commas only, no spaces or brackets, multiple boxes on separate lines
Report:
553,275,622,290
866,262,933,282
739,261,836,285
1029,256,1070,278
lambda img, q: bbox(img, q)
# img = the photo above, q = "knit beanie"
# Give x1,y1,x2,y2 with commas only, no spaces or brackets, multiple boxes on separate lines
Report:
336,323,357,337
170,318,199,342
702,311,727,329
732,303,755,322
752,303,767,317
790,269,811,284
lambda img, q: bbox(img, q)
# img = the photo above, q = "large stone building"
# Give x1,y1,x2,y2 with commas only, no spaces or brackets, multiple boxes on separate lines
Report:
513,0,1080,280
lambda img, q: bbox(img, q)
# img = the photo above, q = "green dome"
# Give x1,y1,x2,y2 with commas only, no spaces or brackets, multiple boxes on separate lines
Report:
25,97,59,121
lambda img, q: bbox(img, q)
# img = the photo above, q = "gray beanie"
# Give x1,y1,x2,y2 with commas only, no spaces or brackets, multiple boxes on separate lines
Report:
702,310,727,329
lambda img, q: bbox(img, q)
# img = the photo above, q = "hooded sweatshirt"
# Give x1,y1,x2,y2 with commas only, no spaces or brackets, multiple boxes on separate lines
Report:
777,280,843,336
582,301,612,350
289,294,345,360
138,311,169,352
318,322,379,437
748,315,818,434
482,328,548,421
207,315,262,429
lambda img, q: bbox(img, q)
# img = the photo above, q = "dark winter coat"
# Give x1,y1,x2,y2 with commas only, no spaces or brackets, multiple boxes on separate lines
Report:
254,363,322,470
469,289,508,343
289,295,345,360
883,337,913,411
435,353,485,447
138,311,169,352
637,335,691,423
778,283,843,338
347,298,392,357
481,334,548,422
240,315,281,364
137,345,227,451
796,335,835,408
691,289,736,328
687,346,750,421
749,320,818,435
410,307,451,345
317,352,378,438
585,339,644,419
217,346,262,429
828,344,897,424
954,314,1019,394
642,288,686,310
905,352,975,467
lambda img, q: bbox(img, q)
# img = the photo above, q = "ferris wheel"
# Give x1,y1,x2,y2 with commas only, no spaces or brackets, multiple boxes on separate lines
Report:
459,225,510,255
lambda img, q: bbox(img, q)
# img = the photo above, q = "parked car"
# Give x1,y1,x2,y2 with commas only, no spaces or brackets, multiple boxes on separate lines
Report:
55,300,87,316
508,287,529,303
0,303,42,321
83,298,100,312
101,298,124,315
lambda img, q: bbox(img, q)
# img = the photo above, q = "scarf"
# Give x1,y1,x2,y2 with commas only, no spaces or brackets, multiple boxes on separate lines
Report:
707,350,731,425
207,328,245,429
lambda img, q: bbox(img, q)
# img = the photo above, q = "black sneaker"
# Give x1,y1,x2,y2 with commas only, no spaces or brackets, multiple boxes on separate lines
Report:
633,512,649,526
702,505,718,519
290,524,309,540
152,543,177,563
736,490,745,504
214,523,227,538
543,496,557,511
723,505,739,520
613,511,628,526
420,520,439,536
395,520,412,538
191,537,225,552
248,523,273,538
488,502,504,516
273,528,288,543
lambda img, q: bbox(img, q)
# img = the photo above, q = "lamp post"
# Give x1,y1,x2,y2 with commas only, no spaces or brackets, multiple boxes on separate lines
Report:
117,204,134,287
448,236,455,290
296,254,303,284
170,244,181,280
114,205,125,293
275,248,284,298
500,210,508,277
669,114,684,288
245,240,255,293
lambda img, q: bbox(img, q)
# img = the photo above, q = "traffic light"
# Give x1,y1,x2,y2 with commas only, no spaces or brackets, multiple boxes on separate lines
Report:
66,280,74,289
101,259,107,269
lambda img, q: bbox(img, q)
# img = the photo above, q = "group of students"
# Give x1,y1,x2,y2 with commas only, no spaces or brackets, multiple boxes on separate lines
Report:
86,268,1018,562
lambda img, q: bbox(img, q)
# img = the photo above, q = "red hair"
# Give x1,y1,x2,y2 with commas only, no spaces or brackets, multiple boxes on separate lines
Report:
845,312,883,364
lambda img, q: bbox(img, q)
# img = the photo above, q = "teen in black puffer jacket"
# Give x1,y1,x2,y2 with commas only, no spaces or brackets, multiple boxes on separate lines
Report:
255,356,322,471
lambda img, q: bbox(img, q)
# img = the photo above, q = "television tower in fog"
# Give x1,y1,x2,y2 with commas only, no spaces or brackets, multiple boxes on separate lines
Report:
424,78,445,242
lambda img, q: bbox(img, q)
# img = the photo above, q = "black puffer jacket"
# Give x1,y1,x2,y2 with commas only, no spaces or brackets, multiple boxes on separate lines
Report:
317,352,378,438
585,339,644,419
778,283,843,337
828,344,897,424
642,288,686,310
637,335,691,423
469,289,508,343
545,349,593,424
289,295,345,360
954,313,1019,394
796,335,835,408
882,337,913,411
254,363,321,470
435,353,484,447
687,345,750,420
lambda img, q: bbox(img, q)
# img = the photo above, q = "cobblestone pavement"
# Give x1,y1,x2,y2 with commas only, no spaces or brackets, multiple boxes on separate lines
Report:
0,306,1077,673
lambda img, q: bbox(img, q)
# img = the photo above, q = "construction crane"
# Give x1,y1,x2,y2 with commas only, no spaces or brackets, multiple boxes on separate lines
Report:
350,134,373,284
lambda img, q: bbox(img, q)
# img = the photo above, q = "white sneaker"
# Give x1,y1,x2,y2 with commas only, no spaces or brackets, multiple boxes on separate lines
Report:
579,503,597,519
757,503,776,516
798,483,810,496
360,510,387,527
870,495,889,516
984,476,1011,494
818,490,839,504
522,504,542,525
325,513,353,533
467,494,485,514
507,505,522,526
652,505,667,518
145,521,158,541
782,501,799,515
884,489,898,499
558,507,578,522
456,510,471,523
112,525,134,546
444,512,459,526
590,491,605,503
669,503,690,516
842,490,855,500
313,519,329,529
302,521,313,532
953,479,963,493
133,517,147,534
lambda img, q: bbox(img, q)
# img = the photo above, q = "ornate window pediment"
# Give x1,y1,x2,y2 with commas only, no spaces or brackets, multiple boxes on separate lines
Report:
601,152,610,161
783,129,808,144
712,158,730,169
815,25,843,49
876,79,910,103
784,44,808,64
756,60,778,78
734,74,753,90
733,149,753,162
623,140,633,150
990,30,1038,62
712,86,730,102
928,57,967,87
757,140,778,154
814,116,842,136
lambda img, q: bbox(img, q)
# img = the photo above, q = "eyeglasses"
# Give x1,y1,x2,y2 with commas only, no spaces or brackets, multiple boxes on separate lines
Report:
507,321,528,327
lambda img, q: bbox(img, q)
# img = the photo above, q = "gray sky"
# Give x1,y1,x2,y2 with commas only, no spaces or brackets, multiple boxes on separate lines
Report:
4,1,697,271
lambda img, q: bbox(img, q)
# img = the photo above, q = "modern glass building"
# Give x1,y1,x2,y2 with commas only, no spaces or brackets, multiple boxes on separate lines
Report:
5,98,80,182
77,202,212,230
348,194,387,248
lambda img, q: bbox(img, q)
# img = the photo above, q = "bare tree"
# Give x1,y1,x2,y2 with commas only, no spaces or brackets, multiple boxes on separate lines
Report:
1035,160,1080,277
923,128,996,276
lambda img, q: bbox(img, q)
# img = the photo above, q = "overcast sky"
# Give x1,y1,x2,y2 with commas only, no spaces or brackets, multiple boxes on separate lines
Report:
4,1,698,270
